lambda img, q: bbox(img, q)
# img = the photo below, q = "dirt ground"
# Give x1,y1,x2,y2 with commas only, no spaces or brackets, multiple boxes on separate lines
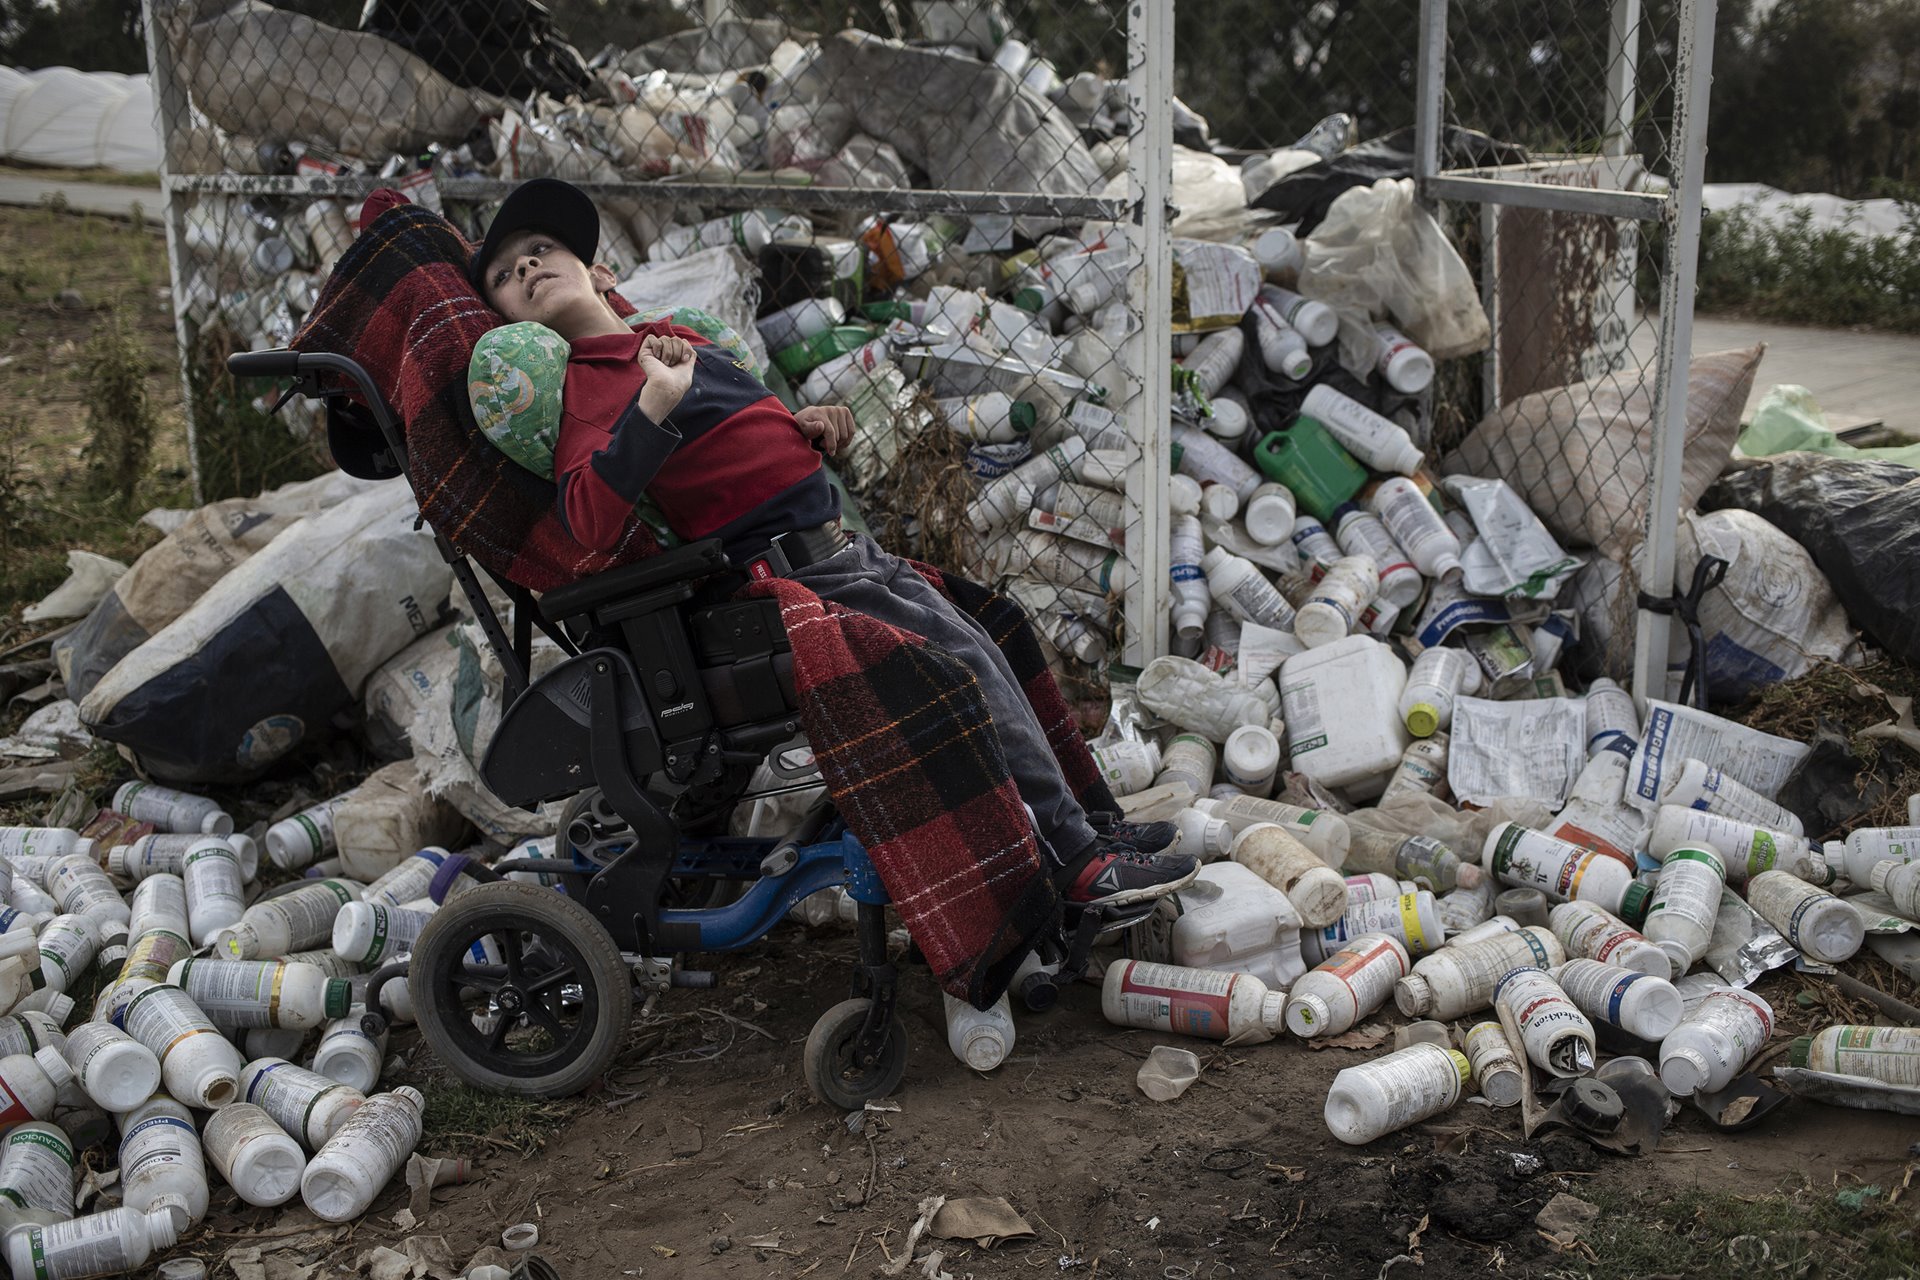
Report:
172,927,1915,1280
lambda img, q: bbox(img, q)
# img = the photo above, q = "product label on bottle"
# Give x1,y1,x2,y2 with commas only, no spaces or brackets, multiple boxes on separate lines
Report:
315,1094,422,1191
1279,678,1326,756
0,1127,74,1212
1114,962,1237,1040
256,882,358,956
123,985,219,1061
26,1210,139,1272
123,1112,198,1184
1225,574,1294,629
35,921,94,986
177,960,287,1027
246,1060,353,1144
1696,989,1774,1064
0,1080,33,1131
1317,937,1407,1015
1463,1021,1519,1079
1647,849,1725,934
1348,1045,1464,1134
184,845,244,910
1822,1027,1920,1087
123,930,192,985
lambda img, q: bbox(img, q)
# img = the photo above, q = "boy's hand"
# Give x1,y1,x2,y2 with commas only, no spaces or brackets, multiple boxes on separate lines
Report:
637,335,696,423
794,404,855,456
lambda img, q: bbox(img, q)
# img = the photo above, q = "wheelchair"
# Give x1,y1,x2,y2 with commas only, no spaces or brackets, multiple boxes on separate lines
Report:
227,346,1131,1110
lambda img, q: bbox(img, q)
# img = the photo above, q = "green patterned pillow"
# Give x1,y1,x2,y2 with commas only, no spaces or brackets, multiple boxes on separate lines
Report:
467,309,761,481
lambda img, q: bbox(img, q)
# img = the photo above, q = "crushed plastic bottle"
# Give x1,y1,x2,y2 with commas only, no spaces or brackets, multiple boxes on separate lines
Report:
300,1087,424,1222
1493,966,1594,1077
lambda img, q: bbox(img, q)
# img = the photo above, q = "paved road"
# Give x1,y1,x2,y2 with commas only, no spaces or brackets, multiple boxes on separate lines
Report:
0,174,162,221
1648,315,1920,438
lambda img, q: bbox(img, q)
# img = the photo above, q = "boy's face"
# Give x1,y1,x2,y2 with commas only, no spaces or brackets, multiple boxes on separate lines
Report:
479,229,620,333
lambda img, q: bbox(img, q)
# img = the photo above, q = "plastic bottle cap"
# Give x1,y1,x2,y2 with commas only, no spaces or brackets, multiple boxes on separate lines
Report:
1619,881,1653,925
1285,993,1330,1036
31,1047,70,1088
1561,1078,1624,1135
961,1030,1005,1072
1393,974,1430,1016
1259,991,1287,1032
1787,1034,1814,1068
1661,1046,1709,1095
1008,401,1038,435
324,980,354,1020
1406,702,1440,738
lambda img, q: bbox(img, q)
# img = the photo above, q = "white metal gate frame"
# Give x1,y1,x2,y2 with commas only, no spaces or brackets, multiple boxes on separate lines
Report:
1413,0,1720,711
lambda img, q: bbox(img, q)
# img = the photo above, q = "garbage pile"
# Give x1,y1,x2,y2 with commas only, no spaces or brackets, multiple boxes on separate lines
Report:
0,779,511,1277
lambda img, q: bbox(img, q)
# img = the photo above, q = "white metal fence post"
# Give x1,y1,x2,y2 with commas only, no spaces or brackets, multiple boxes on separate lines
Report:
1122,0,1174,667
140,0,204,504
1630,0,1719,710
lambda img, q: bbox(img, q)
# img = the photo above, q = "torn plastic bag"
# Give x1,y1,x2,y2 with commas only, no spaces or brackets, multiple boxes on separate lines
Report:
1698,453,1920,667
166,0,499,159
624,18,811,76
1298,178,1490,362
77,482,453,784
1249,125,1528,234
615,247,769,369
20,551,126,623
56,471,378,703
360,0,593,101
1443,345,1763,558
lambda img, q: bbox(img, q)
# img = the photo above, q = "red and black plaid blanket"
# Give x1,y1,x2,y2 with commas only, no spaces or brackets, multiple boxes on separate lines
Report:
292,203,1115,1006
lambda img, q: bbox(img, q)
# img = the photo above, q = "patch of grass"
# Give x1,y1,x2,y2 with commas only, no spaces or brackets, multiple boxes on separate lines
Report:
1561,1181,1920,1280
82,313,158,508
187,320,329,502
417,1075,581,1158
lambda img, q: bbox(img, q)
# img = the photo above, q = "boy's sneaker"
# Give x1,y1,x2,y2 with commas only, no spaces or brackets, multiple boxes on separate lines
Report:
1086,812,1178,855
1063,839,1199,910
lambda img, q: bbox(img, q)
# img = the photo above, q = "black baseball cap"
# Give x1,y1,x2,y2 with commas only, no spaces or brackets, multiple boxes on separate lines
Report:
468,177,601,292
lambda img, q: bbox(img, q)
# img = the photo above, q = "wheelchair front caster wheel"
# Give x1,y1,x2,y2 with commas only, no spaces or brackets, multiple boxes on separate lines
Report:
410,881,632,1099
804,998,908,1110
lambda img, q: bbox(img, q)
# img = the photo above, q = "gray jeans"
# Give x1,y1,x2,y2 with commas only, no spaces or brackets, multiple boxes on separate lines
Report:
788,533,1099,870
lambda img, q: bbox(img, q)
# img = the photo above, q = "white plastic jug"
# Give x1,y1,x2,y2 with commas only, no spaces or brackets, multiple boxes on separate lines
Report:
1279,637,1408,792
1169,861,1306,991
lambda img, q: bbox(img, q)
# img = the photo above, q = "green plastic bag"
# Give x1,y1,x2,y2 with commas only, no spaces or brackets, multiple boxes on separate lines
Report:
1738,384,1920,469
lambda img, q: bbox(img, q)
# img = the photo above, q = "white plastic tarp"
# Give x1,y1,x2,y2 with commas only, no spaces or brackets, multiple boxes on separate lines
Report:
1703,183,1909,242
0,67,161,172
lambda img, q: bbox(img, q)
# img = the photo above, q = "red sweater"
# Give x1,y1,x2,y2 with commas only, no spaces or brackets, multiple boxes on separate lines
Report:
554,320,837,557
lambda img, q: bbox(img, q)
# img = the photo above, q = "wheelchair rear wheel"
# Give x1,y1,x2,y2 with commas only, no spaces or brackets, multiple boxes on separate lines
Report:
410,881,632,1098
803,998,908,1110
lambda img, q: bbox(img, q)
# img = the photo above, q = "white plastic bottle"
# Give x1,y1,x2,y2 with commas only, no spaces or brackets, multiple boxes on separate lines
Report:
1745,870,1864,964
182,838,246,948
62,1022,162,1112
1172,424,1265,503
45,857,128,928
1394,925,1564,1019
1483,823,1652,923
1243,483,1297,546
1285,933,1408,1038
116,924,193,992
265,798,344,872
241,1058,364,1151
1343,872,1404,903
1583,679,1640,757
1437,877,1496,934
1260,285,1338,347
202,1102,306,1208
331,903,434,970
1168,515,1210,642
166,958,354,1031
1492,966,1595,1077
1324,1043,1470,1145
127,875,189,941
1332,506,1422,609
1156,734,1218,798
1462,1021,1524,1106
1293,554,1378,648
934,392,1036,445
217,879,362,961
0,1121,75,1234
114,782,232,836
1645,806,1829,885
0,1048,73,1128
942,993,1015,1071
311,1016,386,1094
1554,957,1683,1042
1789,1026,1920,1088
1874,859,1920,919
1379,738,1450,805
0,1011,65,1060
967,437,1087,533
1221,726,1281,798
1289,515,1342,576
1548,902,1669,978
1194,795,1350,866
1368,477,1461,582
1659,987,1774,1096
1828,826,1918,886
1373,325,1433,394
1172,808,1233,861
107,833,200,882
1300,385,1422,475
119,984,243,1109
1659,759,1803,837
36,914,101,994
1101,959,1286,1045
117,1093,207,1230
1641,846,1726,976
1302,891,1445,964
301,1085,423,1222
1230,823,1347,927
0,829,97,865
4,1205,179,1278
1397,647,1479,738
1249,294,1311,378
1201,548,1296,631
356,848,454,913
1090,741,1161,797
1181,327,1244,395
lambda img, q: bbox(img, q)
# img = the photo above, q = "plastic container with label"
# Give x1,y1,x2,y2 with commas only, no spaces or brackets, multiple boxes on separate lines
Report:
120,984,242,1109
300,1086,424,1222
1285,932,1407,1038
182,840,246,948
1193,795,1350,866
1789,1025,1920,1088
1659,987,1773,1096
1484,823,1652,923
1373,325,1434,394
117,1093,207,1230
1169,861,1307,991
1301,890,1445,965
1252,422,1367,523
1293,555,1379,649
4,1206,178,1279
1229,824,1346,928
216,879,362,962
1493,966,1595,1077
1332,505,1422,609
1462,1021,1524,1106
1100,959,1285,1045
1221,725,1282,798
1243,482,1297,546
1659,758,1803,835
1300,385,1422,476
1641,846,1726,976
1745,870,1864,964
1201,548,1296,632
1645,806,1829,885
240,1058,364,1152
1548,902,1669,977
1368,476,1460,582
1394,926,1565,1019
1555,958,1684,1041
201,1102,305,1208
1278,636,1408,791
1259,285,1337,346
265,798,344,872
0,1121,75,1234
942,993,1015,1071
1397,647,1480,737
1324,1043,1470,1144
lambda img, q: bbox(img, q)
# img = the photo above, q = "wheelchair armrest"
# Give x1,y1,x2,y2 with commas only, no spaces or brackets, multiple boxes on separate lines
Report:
539,539,730,625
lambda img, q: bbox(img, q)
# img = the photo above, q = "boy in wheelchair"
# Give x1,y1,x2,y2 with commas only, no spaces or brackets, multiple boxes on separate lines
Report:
467,177,1196,914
